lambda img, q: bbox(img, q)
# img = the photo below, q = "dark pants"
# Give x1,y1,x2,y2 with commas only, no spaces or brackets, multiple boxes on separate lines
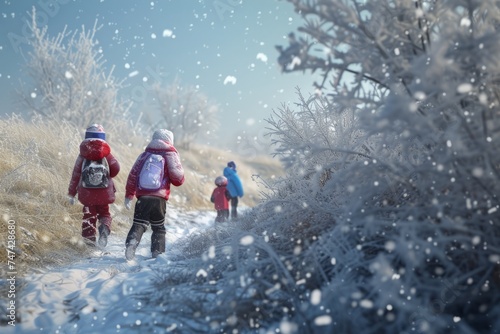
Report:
230,197,238,219
125,196,167,255
215,209,229,222
82,205,111,241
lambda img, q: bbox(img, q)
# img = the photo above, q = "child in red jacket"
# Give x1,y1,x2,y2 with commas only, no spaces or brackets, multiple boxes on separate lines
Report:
210,176,231,223
124,129,185,260
68,124,120,247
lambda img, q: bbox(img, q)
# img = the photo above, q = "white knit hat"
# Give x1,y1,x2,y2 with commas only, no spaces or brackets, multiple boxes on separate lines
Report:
152,129,174,144
215,176,227,186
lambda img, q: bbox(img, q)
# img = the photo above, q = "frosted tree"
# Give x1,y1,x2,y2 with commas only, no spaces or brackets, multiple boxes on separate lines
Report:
19,8,130,129
265,0,500,332
148,79,219,149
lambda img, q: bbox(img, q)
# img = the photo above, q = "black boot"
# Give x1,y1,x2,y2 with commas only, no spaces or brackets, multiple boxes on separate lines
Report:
151,224,166,258
125,223,146,260
98,224,110,247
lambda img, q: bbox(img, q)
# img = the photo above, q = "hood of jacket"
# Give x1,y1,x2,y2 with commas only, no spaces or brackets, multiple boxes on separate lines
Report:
223,166,237,178
79,139,111,160
145,139,176,153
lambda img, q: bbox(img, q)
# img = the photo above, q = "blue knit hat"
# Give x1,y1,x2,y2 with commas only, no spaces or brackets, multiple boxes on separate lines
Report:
85,124,106,140
227,161,236,169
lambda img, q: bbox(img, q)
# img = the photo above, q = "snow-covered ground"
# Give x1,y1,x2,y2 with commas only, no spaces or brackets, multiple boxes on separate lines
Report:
4,208,218,334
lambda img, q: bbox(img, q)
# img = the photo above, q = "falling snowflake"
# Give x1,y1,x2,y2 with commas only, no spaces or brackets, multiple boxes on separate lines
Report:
256,52,268,62
240,235,254,246
223,75,237,85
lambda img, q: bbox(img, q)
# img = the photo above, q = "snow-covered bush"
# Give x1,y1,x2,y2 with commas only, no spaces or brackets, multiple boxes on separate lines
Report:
266,0,500,332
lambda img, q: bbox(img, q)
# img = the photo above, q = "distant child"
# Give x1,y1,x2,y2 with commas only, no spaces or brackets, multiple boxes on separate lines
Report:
124,129,185,260
223,161,244,220
68,124,120,247
210,176,231,222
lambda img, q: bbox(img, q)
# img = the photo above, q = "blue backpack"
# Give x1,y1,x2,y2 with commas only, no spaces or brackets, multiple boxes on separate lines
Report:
138,153,165,190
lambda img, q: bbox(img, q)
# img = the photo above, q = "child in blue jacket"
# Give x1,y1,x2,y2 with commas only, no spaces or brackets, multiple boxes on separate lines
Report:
223,161,244,219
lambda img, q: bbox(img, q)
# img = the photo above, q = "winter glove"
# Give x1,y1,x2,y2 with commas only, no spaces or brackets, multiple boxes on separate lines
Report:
68,196,76,205
125,198,132,210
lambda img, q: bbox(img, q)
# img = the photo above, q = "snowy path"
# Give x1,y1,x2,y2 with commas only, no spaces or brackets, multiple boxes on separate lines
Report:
4,209,217,334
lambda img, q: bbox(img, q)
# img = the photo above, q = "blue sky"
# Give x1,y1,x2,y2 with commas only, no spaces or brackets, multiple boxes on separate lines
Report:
0,0,316,146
